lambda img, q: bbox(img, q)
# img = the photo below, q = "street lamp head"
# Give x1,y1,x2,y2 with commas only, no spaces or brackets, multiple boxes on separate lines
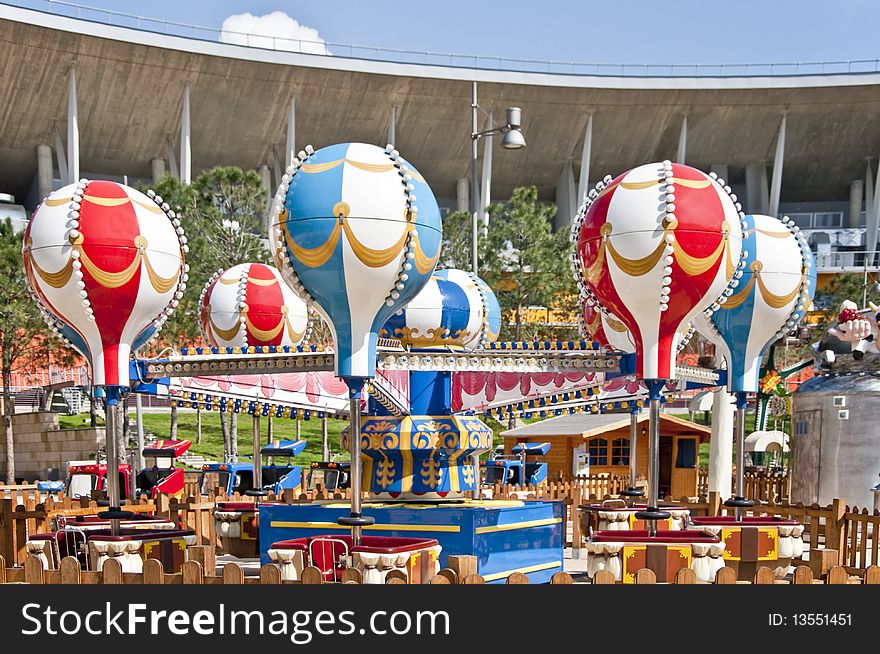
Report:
501,128,526,150
506,106,522,129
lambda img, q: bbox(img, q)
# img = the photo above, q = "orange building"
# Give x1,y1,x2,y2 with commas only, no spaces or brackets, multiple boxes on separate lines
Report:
501,413,711,499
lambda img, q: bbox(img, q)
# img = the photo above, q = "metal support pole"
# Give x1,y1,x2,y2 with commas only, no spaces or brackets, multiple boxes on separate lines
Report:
470,81,479,274
245,413,267,497
648,398,661,513
635,382,670,537
337,385,374,544
469,81,481,498
348,396,362,542
105,402,120,526
100,388,125,536
619,408,644,505
629,410,639,491
724,391,755,520
253,414,262,490
134,392,145,470
321,416,329,461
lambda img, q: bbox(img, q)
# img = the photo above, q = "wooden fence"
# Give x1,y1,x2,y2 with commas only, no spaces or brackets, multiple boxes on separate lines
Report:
2,478,877,574
3,551,878,585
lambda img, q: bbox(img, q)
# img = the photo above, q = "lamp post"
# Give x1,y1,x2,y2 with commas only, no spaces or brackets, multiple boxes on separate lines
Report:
469,82,526,500
470,81,526,273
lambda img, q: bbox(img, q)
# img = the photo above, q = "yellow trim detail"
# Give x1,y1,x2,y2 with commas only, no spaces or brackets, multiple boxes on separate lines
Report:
474,517,562,534
672,228,727,276
299,158,426,182
481,561,561,582
207,316,242,342
618,177,711,191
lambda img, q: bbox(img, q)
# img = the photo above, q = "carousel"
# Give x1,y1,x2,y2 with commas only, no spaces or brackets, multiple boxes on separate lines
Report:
20,139,818,583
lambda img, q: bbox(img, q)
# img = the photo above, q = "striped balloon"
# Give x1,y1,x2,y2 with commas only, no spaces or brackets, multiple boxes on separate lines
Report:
580,303,635,353
381,268,501,349
270,143,442,380
575,161,744,380
198,262,309,348
23,180,187,387
694,214,817,392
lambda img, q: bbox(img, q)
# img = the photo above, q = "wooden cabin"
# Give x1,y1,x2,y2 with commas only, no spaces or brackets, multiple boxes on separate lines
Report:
500,413,711,499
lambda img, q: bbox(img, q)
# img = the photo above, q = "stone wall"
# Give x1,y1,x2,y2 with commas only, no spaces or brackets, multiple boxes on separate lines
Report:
0,411,105,481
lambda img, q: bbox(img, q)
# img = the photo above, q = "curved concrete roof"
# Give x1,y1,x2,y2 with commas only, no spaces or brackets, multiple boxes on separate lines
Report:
2,5,879,204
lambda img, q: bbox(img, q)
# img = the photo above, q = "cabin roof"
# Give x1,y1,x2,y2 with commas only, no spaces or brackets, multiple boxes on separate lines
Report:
500,413,712,441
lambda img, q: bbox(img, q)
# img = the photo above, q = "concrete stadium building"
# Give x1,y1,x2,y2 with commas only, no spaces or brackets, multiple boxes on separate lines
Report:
2,3,880,281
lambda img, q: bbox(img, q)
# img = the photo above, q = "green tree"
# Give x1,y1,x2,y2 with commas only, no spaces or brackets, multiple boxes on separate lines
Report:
140,167,269,458
0,219,55,482
438,210,491,271
480,187,577,340
143,167,270,351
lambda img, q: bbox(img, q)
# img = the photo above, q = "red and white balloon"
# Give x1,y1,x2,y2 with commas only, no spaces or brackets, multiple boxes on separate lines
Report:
198,262,309,348
23,180,188,387
574,161,744,379
580,302,635,353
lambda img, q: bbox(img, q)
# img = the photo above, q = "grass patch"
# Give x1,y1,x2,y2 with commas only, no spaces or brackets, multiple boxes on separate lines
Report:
59,410,511,468
60,411,349,467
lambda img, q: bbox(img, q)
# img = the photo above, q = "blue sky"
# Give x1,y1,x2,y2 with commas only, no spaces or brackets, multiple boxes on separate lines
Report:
29,0,880,64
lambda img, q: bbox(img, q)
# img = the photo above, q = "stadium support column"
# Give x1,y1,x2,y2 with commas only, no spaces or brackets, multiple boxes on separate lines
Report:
849,180,864,228
52,124,68,187
166,139,179,180
707,388,734,500
260,165,272,227
387,105,396,146
180,82,191,184
555,163,576,229
67,66,79,184
151,158,166,185
577,113,593,202
745,163,768,215
676,115,688,164
868,159,880,260
286,96,296,165
456,178,468,213
260,164,272,194
36,145,53,200
710,165,729,184
480,112,493,228
768,114,786,218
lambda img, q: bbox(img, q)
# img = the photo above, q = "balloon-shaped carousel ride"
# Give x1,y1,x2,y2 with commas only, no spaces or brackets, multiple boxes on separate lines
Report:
24,180,187,531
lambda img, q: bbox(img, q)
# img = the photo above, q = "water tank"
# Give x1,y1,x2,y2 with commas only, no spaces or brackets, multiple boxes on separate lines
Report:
790,372,880,508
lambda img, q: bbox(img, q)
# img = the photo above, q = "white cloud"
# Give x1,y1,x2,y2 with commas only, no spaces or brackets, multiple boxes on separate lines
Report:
220,11,329,55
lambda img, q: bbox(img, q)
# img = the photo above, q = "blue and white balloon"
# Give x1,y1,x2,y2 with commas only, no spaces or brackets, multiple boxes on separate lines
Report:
695,214,817,392
270,143,442,380
381,268,501,349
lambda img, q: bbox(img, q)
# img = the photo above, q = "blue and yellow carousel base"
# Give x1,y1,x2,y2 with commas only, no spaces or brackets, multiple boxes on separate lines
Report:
259,499,564,584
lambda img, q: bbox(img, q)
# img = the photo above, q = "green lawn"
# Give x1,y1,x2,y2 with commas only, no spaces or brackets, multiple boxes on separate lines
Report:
59,408,772,471
59,411,510,468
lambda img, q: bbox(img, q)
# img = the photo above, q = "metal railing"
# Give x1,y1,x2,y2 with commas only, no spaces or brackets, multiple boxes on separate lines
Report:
814,250,880,271
4,0,880,78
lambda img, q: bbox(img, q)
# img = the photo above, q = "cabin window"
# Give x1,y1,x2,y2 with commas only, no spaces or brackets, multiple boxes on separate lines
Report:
675,438,697,468
587,438,608,466
611,438,630,466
